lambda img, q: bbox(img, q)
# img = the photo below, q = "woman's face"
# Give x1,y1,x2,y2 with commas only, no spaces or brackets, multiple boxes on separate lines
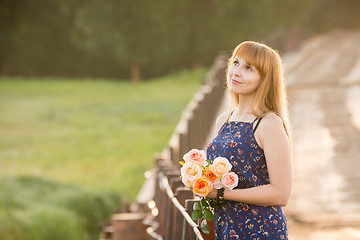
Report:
228,57,261,96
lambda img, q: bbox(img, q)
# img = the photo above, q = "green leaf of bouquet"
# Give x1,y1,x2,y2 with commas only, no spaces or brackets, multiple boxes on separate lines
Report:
201,219,210,234
201,198,209,207
191,210,203,221
193,202,201,211
206,160,211,167
204,208,214,221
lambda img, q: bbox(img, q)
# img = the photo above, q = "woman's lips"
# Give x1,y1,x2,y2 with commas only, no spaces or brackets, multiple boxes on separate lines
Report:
231,79,242,85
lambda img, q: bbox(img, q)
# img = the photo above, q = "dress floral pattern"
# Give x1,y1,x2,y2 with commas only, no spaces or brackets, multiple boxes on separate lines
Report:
207,120,288,240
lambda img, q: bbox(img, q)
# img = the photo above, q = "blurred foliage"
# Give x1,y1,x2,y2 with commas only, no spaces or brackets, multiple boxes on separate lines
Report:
0,68,206,199
0,175,122,240
0,0,359,80
0,68,205,240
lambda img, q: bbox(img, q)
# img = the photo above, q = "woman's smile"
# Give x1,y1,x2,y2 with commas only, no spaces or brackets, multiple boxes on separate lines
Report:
231,78,243,85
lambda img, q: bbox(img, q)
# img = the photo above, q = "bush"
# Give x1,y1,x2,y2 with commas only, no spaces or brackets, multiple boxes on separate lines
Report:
0,176,121,240
14,205,86,240
49,188,121,238
0,210,27,240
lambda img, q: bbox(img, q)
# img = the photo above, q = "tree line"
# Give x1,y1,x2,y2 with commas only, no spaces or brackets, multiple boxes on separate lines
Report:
1,0,359,81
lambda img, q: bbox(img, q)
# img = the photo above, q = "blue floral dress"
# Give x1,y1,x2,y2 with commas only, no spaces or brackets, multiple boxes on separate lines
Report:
207,119,288,240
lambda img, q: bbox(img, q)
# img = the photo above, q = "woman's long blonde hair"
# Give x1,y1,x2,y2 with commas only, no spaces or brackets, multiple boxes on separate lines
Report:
226,41,291,138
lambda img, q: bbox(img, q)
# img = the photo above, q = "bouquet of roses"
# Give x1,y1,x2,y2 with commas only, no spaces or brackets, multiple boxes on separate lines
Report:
179,149,239,234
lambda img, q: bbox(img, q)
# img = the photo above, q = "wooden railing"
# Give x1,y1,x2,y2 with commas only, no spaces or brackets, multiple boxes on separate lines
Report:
148,54,227,240
166,53,227,165
101,54,227,240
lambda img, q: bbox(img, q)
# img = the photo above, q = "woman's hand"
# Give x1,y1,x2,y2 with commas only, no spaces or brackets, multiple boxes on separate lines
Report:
206,188,217,199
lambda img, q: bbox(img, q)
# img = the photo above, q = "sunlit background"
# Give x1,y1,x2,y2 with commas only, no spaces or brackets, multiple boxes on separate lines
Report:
1,1,360,239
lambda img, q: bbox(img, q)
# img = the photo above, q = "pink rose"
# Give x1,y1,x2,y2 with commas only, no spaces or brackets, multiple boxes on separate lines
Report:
183,149,206,167
221,172,239,190
211,157,232,177
180,162,202,187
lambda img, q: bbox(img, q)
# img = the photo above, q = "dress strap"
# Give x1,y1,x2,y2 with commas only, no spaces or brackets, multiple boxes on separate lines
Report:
253,118,262,134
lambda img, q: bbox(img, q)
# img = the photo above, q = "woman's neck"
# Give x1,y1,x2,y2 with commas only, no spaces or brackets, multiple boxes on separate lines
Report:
237,94,255,115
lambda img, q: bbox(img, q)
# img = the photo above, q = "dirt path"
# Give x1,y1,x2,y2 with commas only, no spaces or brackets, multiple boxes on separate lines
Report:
284,29,360,239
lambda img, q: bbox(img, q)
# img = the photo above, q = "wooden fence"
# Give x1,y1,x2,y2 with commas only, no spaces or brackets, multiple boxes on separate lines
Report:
100,54,228,240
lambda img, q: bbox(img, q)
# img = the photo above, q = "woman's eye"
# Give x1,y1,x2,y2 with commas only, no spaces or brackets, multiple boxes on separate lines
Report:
245,65,252,71
233,60,239,65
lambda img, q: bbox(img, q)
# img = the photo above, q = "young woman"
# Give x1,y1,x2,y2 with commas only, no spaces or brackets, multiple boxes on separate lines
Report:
206,41,292,239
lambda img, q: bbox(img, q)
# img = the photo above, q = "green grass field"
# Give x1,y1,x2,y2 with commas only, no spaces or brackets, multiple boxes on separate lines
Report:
0,69,207,240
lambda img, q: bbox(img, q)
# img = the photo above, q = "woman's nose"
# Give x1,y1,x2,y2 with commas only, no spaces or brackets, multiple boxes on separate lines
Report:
233,67,241,77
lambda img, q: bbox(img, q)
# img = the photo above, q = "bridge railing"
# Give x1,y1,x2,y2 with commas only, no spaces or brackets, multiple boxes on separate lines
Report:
102,54,227,240
147,54,227,240
166,54,228,165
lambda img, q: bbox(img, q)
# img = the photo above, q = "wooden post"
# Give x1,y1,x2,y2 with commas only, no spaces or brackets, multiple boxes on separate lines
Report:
196,93,206,149
200,219,215,240
179,132,189,159
154,159,174,217
157,166,176,237
172,187,193,240
99,224,113,240
156,184,167,237
198,94,209,148
112,213,147,240
163,174,181,240
187,116,195,150
169,143,181,167
182,199,200,240
169,175,182,193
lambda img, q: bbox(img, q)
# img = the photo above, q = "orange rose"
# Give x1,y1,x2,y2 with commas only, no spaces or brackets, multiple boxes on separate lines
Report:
180,162,202,187
203,167,217,183
192,176,213,197
221,172,239,190
183,149,206,167
211,157,232,177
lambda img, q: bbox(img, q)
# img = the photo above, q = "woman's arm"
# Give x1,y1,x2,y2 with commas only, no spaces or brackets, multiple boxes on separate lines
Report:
208,113,292,206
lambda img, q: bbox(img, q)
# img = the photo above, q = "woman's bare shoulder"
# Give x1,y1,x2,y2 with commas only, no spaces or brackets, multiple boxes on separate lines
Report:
216,111,230,124
261,112,283,126
215,110,230,132
258,112,287,141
